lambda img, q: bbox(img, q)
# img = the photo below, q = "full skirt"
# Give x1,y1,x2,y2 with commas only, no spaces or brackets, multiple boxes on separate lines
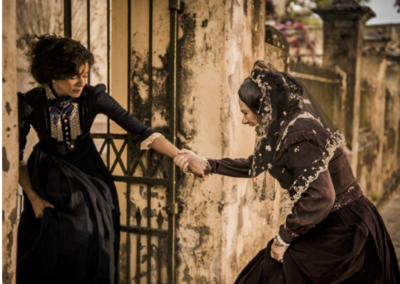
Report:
235,196,400,284
17,142,120,284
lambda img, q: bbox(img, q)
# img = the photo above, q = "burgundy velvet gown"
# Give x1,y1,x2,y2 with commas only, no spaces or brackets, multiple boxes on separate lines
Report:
208,115,400,284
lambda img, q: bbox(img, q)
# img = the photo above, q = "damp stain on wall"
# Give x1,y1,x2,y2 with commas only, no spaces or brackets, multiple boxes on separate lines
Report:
3,147,10,172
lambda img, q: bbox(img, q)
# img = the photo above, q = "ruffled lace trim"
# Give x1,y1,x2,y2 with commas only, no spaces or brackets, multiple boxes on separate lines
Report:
275,130,325,161
273,111,345,207
289,130,345,206
276,112,318,152
140,133,163,150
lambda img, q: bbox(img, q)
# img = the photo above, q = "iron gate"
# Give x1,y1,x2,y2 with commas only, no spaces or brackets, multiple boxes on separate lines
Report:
64,0,183,283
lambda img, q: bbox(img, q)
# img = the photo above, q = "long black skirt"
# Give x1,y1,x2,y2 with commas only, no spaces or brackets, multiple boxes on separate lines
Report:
235,196,400,284
17,142,120,284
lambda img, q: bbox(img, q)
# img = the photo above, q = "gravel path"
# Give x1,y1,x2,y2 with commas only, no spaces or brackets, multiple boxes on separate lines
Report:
379,192,400,268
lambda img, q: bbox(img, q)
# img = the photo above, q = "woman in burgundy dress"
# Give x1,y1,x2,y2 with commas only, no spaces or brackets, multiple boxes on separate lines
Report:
17,35,184,284
175,61,400,283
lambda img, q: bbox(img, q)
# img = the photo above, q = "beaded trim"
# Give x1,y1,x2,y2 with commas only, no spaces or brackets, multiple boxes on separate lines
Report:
275,112,345,207
45,85,81,142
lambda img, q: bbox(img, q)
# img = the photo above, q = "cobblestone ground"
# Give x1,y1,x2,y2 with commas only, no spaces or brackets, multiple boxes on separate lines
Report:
379,192,400,268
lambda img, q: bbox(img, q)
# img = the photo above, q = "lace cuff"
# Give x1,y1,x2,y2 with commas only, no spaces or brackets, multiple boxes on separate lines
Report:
273,233,291,247
140,133,164,150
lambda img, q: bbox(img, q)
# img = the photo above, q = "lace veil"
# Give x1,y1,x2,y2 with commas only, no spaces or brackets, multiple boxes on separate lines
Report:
242,60,344,222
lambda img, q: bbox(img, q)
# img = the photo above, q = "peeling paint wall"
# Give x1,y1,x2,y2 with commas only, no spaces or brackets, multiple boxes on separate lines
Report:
384,62,400,181
16,0,65,158
174,1,227,282
358,39,388,201
3,1,18,283
175,1,287,283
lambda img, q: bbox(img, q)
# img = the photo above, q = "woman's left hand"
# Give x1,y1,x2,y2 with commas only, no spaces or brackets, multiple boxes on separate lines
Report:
174,149,207,181
270,242,289,263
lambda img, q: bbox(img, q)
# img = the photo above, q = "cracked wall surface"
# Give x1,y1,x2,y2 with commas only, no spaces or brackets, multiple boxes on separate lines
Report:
3,1,18,284
174,1,287,283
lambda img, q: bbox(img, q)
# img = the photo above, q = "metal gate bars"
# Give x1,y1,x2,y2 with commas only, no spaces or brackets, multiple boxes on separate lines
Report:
64,0,184,283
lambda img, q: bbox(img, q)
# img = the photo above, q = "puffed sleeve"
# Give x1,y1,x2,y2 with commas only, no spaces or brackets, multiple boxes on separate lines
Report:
278,140,336,243
18,92,32,164
207,156,254,177
92,84,155,142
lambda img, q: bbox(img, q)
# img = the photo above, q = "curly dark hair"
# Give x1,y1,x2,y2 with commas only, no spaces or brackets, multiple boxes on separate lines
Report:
26,34,95,84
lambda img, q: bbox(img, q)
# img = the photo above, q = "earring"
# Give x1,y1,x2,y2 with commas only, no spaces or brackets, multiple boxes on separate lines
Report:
52,79,57,84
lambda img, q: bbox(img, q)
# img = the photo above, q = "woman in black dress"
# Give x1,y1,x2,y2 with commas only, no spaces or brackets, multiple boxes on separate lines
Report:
175,61,400,283
17,35,185,284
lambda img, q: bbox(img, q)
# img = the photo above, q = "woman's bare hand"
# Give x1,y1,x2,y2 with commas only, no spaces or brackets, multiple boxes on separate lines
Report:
174,149,208,181
270,242,289,263
30,195,54,219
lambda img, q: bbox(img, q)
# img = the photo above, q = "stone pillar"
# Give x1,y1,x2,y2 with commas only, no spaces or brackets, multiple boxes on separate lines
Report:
3,1,18,283
386,54,400,196
357,32,390,199
313,0,375,170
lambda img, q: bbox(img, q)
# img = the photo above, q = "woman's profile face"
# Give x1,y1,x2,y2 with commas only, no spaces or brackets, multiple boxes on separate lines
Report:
52,63,89,98
239,99,258,127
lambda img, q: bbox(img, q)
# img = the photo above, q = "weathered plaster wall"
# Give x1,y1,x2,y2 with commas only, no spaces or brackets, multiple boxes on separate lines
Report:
385,63,400,180
16,0,65,158
174,1,227,282
174,1,287,283
221,1,273,282
358,40,388,200
3,1,18,283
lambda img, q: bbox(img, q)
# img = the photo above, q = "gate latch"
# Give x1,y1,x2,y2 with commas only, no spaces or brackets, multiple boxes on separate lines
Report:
169,0,184,13
167,203,179,215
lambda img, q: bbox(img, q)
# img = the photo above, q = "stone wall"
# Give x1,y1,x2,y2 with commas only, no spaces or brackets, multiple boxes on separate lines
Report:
174,1,279,282
3,1,18,283
358,31,390,201
309,1,400,207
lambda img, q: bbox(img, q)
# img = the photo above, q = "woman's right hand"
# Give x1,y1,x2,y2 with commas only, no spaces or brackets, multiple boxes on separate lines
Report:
29,195,54,219
174,149,208,181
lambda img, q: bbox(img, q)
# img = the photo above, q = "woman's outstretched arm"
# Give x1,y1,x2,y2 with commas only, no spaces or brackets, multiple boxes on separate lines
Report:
174,149,253,178
175,149,254,178
147,137,205,179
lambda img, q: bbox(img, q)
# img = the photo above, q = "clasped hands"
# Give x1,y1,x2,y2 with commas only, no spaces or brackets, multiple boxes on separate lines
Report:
174,149,208,181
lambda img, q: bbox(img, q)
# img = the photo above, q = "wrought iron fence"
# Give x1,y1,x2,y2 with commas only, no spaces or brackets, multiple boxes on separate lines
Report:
64,0,183,283
91,133,170,283
289,61,342,130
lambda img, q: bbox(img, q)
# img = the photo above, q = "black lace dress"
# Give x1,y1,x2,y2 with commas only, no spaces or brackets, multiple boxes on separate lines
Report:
17,84,155,284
